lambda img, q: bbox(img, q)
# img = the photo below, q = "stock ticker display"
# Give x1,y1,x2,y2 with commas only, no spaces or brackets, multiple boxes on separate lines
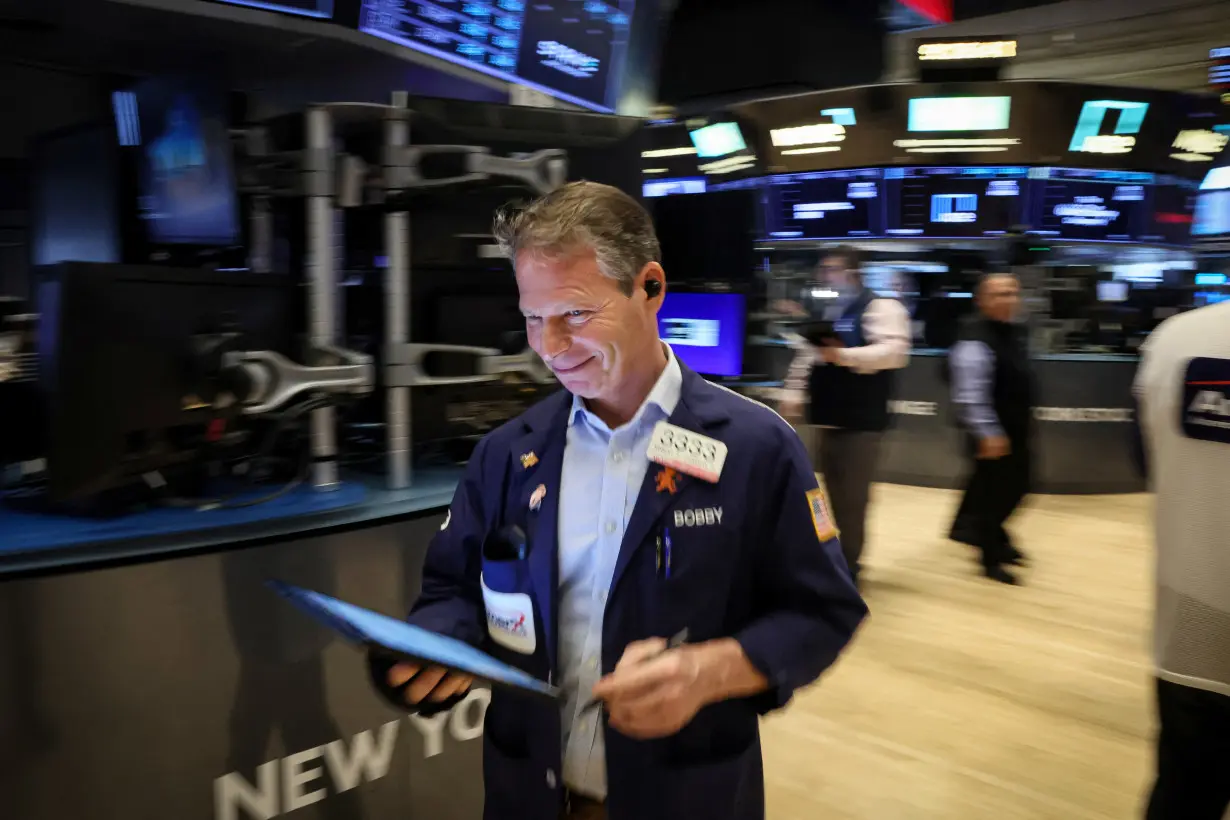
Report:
762,169,882,240
882,166,1027,238
1029,168,1151,242
359,0,634,111
742,166,1197,245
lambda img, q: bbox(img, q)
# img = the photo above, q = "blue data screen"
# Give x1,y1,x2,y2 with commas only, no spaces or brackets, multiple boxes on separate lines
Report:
359,0,635,112
273,583,560,699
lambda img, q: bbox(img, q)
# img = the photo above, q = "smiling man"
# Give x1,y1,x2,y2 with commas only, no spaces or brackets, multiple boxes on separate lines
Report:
369,181,866,820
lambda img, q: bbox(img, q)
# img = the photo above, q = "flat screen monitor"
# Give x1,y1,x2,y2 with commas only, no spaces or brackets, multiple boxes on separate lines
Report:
358,0,635,113
883,166,1026,238
762,169,882,240
1193,190,1230,237
1097,281,1129,302
688,122,747,158
907,96,1012,132
130,79,240,246
207,0,333,17
658,292,745,378
1029,168,1149,242
1141,177,1197,245
643,177,706,198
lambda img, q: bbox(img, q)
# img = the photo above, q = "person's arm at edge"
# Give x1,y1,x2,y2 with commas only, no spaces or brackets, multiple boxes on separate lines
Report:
1130,338,1152,480
709,426,868,712
368,435,498,715
950,340,1004,439
836,298,911,372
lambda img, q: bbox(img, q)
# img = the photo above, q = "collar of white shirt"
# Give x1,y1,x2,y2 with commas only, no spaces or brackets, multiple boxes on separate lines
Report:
567,343,683,432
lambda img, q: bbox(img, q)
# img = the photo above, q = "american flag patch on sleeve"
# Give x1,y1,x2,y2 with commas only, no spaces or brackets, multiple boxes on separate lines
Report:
806,487,839,543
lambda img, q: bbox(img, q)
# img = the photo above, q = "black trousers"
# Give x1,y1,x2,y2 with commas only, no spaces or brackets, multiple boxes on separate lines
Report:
1146,678,1230,820
950,434,1030,570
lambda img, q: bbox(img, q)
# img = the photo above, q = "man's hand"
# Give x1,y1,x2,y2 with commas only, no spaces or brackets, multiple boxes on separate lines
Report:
590,638,708,740
387,662,475,705
818,338,845,365
977,435,1011,460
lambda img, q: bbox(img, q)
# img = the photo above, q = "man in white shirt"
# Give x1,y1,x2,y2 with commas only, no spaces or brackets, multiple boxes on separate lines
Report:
1133,297,1230,819
778,248,911,588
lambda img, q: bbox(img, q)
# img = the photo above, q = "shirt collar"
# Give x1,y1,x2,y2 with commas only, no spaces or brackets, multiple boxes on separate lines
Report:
569,343,683,432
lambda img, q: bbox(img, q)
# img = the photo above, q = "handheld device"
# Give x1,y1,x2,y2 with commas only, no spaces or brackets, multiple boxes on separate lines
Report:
800,320,841,346
267,580,561,702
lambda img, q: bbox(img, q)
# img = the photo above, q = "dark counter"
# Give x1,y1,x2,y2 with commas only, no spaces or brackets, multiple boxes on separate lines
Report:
0,474,491,820
881,352,1142,494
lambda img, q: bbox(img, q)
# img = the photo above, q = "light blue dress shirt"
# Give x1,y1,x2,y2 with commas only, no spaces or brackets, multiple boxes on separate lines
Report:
949,340,1003,439
556,345,683,800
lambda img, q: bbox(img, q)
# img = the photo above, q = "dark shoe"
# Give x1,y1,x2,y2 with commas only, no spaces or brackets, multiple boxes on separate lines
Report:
1005,547,1029,567
984,565,1019,585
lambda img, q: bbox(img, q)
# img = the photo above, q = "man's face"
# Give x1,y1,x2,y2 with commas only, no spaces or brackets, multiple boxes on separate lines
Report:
516,247,661,403
820,255,854,289
979,276,1021,323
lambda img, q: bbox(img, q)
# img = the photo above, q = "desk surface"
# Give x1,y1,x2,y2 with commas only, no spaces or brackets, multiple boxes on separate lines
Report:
0,470,460,579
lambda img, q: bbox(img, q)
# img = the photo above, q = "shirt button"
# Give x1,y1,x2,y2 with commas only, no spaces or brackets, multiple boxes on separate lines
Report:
546,769,557,789
599,590,608,604
605,521,617,534
611,451,624,463
588,659,599,672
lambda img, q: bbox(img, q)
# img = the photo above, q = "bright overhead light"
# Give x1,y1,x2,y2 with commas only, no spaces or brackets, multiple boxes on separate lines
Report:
781,146,843,155
893,138,1020,148
642,168,668,174
906,146,1009,153
641,147,697,158
771,123,846,147
917,40,1018,61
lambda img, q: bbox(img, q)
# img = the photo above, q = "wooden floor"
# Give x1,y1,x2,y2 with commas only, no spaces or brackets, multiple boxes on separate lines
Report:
763,483,1157,820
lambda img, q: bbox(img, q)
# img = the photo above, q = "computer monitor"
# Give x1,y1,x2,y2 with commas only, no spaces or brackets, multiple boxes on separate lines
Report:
36,263,293,502
1096,281,1129,302
657,291,745,378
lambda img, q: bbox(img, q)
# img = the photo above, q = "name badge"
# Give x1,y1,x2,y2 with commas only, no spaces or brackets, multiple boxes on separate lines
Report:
1182,357,1230,445
646,421,728,483
480,576,537,655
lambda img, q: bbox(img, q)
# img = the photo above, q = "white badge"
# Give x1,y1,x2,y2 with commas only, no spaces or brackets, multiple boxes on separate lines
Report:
645,421,728,483
480,576,537,655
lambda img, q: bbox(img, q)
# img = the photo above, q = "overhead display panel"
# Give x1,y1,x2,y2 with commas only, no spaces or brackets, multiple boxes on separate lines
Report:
1140,175,1198,245
762,169,883,240
883,166,1028,238
728,81,1204,178
1027,168,1150,242
209,0,333,17
358,0,635,113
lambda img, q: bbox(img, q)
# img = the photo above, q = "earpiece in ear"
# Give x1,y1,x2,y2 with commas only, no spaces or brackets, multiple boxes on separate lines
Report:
644,279,663,299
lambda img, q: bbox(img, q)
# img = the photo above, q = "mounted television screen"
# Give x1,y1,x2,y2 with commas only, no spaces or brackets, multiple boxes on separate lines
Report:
358,0,635,113
1029,168,1149,242
762,169,882,240
129,78,240,246
1140,176,1197,245
883,166,1026,238
207,0,332,17
657,292,746,378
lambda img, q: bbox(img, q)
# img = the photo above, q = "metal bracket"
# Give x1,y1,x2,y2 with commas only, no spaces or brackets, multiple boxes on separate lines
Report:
384,145,568,197
386,344,557,388
223,345,374,416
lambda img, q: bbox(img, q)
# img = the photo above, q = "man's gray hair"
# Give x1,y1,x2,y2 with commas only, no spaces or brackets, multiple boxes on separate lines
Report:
492,180,661,296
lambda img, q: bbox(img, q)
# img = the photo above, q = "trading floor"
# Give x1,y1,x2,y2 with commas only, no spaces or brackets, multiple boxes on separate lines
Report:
763,484,1153,820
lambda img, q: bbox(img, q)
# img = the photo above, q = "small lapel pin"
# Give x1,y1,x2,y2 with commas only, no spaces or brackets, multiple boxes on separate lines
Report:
529,484,547,511
520,451,539,469
655,467,680,495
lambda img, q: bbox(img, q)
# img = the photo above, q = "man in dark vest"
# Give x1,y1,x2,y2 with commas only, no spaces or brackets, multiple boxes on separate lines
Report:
779,247,911,588
948,273,1035,585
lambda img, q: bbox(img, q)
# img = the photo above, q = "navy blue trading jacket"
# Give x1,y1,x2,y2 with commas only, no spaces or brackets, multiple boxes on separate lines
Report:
375,362,867,820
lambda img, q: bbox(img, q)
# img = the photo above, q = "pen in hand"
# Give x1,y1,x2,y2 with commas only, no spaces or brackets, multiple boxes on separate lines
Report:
580,627,690,713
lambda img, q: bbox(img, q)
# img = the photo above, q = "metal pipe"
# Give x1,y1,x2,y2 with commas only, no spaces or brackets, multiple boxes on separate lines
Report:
306,105,340,491
385,91,412,489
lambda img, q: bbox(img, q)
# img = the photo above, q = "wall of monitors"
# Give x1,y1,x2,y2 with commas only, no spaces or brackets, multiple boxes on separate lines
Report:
731,166,1198,244
358,0,636,112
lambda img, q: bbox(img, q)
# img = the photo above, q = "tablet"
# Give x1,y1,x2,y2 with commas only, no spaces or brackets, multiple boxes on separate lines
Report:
267,580,561,702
